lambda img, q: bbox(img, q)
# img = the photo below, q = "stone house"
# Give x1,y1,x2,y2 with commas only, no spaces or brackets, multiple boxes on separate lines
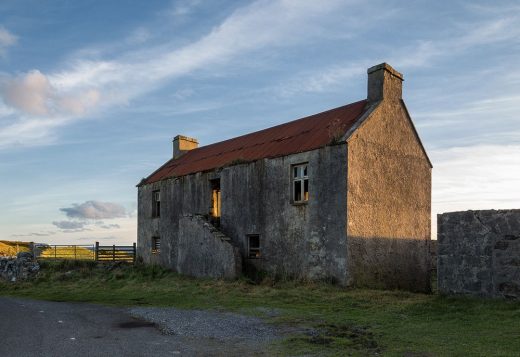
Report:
137,63,432,291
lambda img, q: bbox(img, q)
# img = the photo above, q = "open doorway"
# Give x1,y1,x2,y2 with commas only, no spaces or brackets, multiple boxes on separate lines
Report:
210,179,221,226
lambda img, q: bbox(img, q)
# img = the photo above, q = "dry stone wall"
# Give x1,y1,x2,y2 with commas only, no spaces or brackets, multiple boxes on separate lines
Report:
438,209,520,299
0,252,40,282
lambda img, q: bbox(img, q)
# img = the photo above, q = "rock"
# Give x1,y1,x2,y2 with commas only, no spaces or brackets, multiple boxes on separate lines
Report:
0,253,40,283
17,251,34,260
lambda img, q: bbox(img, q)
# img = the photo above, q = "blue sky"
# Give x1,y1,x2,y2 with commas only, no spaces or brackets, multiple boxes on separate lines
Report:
0,0,519,244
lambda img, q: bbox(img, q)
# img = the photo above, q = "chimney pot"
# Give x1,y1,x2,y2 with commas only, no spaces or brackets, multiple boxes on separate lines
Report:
173,135,198,159
367,63,403,102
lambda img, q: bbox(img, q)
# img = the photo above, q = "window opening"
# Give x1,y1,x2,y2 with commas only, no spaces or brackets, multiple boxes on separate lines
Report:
152,236,160,254
292,163,309,203
248,234,260,259
210,179,221,218
152,190,161,217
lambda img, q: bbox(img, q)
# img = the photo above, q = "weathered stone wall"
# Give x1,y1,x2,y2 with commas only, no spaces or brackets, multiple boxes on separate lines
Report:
0,252,40,282
430,239,437,271
138,144,348,283
137,171,214,268
177,214,241,279
438,209,520,299
346,100,431,292
220,145,348,283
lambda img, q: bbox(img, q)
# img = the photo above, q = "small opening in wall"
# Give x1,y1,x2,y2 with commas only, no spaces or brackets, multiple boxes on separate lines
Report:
210,179,221,227
210,179,221,218
248,234,260,259
152,190,161,218
152,236,160,254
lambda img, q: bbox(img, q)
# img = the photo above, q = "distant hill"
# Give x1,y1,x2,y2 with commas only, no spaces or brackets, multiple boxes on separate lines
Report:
0,240,31,257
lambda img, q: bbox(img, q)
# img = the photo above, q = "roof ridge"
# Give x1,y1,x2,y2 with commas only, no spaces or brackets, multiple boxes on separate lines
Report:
140,99,368,185
188,99,366,152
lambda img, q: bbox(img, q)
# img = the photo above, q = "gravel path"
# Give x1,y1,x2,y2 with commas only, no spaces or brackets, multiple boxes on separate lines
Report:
0,297,288,356
130,307,281,345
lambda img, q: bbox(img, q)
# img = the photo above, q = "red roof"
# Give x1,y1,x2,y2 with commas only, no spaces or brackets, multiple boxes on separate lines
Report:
142,100,368,185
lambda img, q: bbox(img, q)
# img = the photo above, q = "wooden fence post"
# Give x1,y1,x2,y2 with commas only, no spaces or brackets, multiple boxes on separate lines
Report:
95,242,99,261
54,245,57,259
74,245,77,260
133,242,136,263
112,245,116,262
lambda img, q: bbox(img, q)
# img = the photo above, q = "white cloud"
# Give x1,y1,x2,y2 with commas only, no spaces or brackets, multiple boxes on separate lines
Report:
11,231,55,238
277,8,520,98
276,63,365,97
0,0,348,149
100,223,120,229
0,26,17,57
1,70,101,117
51,219,120,232
430,144,520,239
126,27,151,44
167,0,202,18
432,144,520,211
52,220,87,230
415,94,520,128
2,70,52,116
60,201,126,220
394,14,520,70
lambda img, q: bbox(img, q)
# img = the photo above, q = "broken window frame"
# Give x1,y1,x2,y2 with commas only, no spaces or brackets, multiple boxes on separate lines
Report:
248,234,260,259
152,236,161,254
152,190,161,218
291,163,309,203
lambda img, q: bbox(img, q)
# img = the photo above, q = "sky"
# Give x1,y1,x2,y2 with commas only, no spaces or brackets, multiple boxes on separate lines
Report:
0,0,519,245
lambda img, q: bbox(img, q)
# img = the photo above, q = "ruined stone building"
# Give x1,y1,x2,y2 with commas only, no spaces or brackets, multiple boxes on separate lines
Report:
137,63,432,291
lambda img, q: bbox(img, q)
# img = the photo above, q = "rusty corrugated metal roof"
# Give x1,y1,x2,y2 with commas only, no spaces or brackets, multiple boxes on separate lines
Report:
142,99,368,185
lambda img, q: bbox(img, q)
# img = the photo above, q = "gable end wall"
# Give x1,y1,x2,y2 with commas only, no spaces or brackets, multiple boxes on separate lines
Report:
346,100,431,292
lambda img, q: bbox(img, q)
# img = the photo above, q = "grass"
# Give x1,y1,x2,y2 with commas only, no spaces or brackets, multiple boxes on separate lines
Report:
39,246,95,260
1,261,519,356
0,240,31,256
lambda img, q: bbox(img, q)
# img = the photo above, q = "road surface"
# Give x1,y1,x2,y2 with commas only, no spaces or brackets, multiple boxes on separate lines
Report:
0,297,274,356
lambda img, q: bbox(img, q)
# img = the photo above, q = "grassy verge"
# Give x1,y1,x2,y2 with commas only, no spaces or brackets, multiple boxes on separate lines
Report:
1,261,519,356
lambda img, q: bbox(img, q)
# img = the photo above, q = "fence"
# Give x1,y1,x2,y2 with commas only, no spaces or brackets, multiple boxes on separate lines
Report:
34,242,136,263
95,242,136,262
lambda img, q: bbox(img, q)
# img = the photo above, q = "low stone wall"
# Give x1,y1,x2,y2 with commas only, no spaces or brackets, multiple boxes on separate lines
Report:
177,215,241,279
0,252,40,282
438,209,520,299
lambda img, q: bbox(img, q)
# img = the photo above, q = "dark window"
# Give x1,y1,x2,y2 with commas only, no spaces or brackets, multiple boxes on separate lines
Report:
152,236,160,254
292,163,309,203
248,235,260,259
152,190,160,218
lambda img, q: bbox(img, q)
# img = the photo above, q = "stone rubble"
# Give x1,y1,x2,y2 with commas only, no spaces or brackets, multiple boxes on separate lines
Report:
0,252,40,282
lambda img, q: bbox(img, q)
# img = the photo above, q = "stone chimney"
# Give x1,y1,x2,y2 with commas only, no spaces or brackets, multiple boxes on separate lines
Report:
367,63,403,102
172,135,198,159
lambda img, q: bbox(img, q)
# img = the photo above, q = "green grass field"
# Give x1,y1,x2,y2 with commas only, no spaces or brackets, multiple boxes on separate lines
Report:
1,261,519,356
0,240,31,256
38,246,96,260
